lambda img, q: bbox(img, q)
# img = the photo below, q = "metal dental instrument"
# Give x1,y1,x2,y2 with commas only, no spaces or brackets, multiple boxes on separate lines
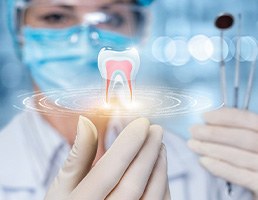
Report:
215,13,234,196
243,53,257,110
234,14,242,108
215,13,234,106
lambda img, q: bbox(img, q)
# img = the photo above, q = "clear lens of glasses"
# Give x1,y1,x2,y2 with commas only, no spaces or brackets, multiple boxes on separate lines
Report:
16,2,148,42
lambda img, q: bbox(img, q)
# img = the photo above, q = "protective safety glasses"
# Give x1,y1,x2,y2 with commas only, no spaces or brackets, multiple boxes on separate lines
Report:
15,1,149,45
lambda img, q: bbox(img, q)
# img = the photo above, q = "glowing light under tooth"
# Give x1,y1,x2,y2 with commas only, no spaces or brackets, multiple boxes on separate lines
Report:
103,101,111,109
101,100,139,111
124,101,140,110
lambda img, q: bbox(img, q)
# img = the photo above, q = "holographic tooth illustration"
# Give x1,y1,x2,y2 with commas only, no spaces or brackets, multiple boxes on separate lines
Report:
98,48,140,103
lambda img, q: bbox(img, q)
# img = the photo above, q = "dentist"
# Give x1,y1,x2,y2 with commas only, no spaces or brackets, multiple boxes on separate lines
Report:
0,0,257,199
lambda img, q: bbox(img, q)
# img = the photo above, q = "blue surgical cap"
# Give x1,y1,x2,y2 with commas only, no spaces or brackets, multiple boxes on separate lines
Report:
7,0,31,46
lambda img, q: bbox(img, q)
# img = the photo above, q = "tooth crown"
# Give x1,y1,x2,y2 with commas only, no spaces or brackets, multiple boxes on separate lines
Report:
98,48,140,81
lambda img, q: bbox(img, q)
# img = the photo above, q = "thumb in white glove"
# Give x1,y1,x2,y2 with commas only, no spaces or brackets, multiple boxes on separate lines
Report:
45,116,98,199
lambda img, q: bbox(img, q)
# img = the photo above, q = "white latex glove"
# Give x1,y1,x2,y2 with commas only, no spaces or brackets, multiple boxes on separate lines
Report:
188,108,258,199
45,116,171,200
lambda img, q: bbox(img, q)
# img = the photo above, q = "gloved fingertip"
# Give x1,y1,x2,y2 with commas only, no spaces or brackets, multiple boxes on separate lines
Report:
189,125,204,136
202,111,211,121
203,107,232,121
189,125,198,133
119,117,150,143
126,117,150,133
150,124,163,133
150,124,164,140
77,115,98,144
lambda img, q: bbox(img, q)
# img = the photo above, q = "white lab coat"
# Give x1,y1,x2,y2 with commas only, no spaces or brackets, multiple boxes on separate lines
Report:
0,111,254,200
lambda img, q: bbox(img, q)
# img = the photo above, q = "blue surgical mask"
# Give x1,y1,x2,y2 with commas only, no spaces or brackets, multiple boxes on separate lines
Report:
22,25,135,91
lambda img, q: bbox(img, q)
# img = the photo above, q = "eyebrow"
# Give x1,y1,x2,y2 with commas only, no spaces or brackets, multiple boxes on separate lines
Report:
58,5,75,10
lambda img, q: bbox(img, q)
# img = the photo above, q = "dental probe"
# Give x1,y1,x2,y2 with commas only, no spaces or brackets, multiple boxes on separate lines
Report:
243,53,257,110
215,13,234,107
234,14,242,108
215,13,234,196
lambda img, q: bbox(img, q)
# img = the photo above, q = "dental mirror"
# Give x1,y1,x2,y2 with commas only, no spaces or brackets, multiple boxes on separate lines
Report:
215,13,234,196
215,13,234,30
214,13,234,106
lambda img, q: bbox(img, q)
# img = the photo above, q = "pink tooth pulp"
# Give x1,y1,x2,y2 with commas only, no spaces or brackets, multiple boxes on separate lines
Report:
106,60,133,103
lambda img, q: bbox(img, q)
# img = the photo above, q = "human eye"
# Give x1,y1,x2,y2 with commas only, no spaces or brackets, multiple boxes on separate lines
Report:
41,13,67,23
39,12,73,26
26,5,79,28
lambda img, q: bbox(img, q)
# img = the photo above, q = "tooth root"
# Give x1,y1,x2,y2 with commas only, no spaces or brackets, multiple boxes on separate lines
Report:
128,80,132,101
105,78,133,103
106,79,111,103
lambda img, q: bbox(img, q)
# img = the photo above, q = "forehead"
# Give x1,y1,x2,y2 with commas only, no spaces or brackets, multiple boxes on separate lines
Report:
31,0,128,6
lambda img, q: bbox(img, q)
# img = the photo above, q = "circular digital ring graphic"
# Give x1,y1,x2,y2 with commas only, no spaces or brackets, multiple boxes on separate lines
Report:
14,86,220,118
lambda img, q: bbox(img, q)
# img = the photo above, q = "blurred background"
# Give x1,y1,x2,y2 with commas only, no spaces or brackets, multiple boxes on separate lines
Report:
0,0,32,128
0,0,258,138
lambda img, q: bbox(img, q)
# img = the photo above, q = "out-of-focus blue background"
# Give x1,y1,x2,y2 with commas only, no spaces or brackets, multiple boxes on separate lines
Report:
0,0,258,138
0,0,31,128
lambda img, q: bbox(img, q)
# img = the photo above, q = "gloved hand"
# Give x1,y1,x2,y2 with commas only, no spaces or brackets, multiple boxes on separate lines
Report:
188,108,258,199
45,116,171,200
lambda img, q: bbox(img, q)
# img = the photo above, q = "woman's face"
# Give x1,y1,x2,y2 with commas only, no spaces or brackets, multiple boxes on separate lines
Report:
24,0,137,36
